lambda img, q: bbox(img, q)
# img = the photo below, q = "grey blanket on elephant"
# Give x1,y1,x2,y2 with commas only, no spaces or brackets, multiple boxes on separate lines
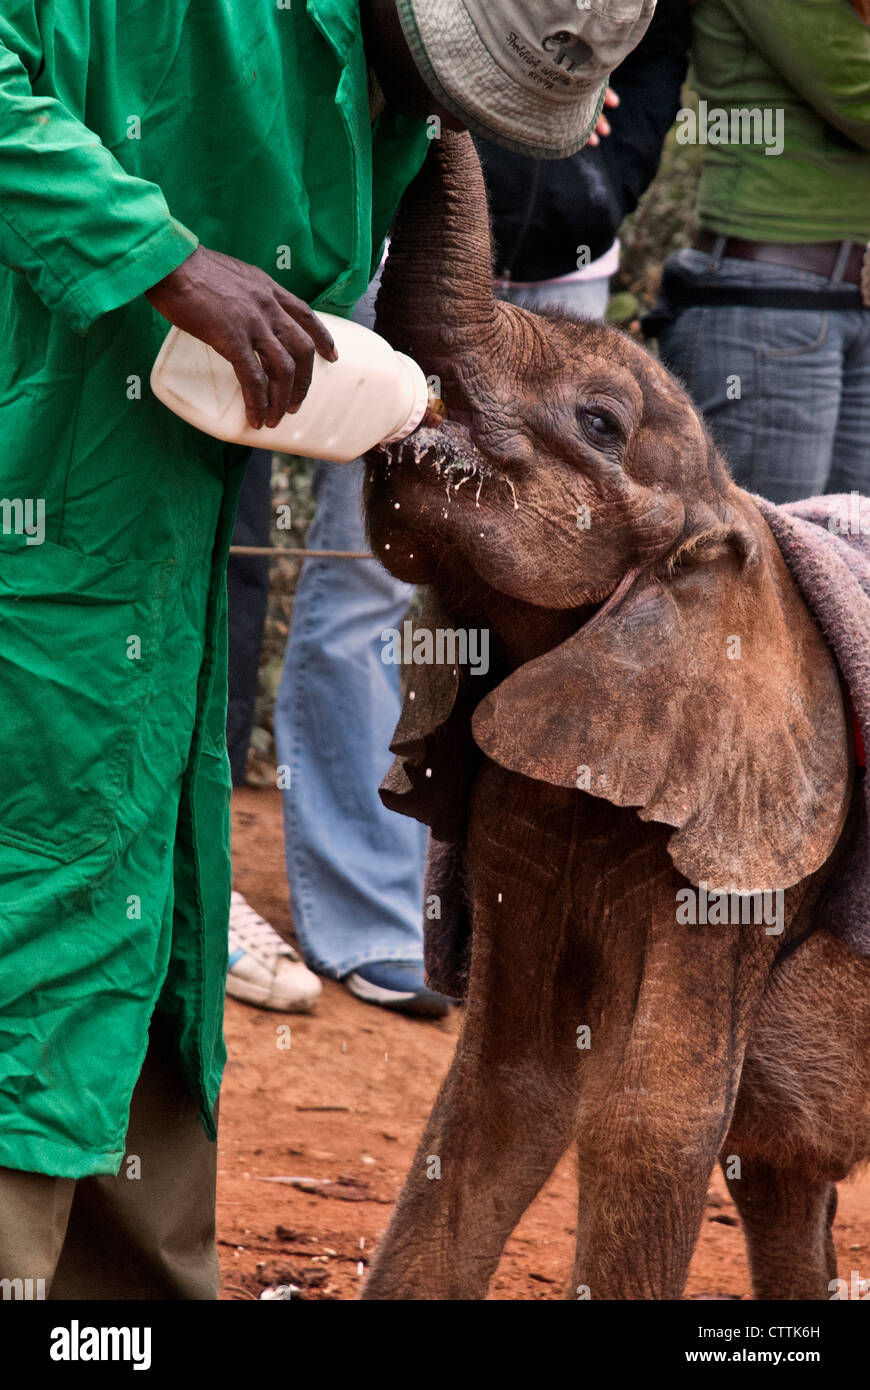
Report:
755,495,870,960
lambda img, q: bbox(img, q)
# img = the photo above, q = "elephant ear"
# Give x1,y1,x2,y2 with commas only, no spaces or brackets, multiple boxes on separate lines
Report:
380,589,483,843
472,518,852,893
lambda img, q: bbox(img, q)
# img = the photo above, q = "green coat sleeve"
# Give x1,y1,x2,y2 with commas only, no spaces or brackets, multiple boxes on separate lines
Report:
0,20,199,334
723,0,870,151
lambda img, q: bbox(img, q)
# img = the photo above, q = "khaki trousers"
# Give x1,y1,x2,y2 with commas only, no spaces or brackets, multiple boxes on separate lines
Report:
0,1021,219,1300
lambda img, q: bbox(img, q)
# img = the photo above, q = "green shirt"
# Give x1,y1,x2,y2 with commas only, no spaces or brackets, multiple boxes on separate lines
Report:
0,0,430,1178
691,0,870,243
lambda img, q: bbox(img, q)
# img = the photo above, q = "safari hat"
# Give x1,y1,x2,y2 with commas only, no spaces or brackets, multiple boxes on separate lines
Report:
396,0,658,159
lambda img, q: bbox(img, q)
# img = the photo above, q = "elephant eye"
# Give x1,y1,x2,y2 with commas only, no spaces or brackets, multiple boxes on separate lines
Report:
577,405,623,449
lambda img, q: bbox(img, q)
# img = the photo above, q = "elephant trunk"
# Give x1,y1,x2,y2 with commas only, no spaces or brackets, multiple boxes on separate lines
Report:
375,132,503,406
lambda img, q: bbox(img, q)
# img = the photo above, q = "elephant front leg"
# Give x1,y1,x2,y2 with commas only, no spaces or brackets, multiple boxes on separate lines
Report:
570,904,769,1300
363,1019,581,1299
572,1116,722,1299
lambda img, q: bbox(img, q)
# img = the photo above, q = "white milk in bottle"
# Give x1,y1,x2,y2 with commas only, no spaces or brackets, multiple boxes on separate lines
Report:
150,312,432,462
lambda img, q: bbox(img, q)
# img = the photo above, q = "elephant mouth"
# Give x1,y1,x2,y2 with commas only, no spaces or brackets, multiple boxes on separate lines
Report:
376,422,519,512
369,421,629,622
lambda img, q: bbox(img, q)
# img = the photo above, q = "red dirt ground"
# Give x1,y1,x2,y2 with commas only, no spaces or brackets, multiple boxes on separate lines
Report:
219,786,870,1301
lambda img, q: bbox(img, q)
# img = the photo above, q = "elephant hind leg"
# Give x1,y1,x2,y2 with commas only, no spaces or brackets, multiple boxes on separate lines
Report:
824,1183,838,1286
724,1159,838,1300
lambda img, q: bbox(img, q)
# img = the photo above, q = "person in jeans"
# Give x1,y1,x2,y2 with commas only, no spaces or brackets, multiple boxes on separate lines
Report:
225,454,327,1016
225,265,438,1017
649,0,870,503
274,268,436,1016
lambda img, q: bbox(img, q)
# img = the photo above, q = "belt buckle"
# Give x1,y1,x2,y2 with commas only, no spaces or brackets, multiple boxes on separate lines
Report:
863,244,870,308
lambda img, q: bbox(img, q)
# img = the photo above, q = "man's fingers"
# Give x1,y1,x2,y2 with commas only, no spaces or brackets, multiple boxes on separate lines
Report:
272,320,317,413
265,371,286,428
228,348,270,428
154,245,337,427
256,336,298,426
274,290,338,361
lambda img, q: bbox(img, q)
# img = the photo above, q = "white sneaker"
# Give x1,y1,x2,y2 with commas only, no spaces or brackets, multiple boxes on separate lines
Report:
227,892,322,1013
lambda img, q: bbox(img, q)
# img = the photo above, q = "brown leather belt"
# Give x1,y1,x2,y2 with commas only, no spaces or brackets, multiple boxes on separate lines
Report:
695,231,866,286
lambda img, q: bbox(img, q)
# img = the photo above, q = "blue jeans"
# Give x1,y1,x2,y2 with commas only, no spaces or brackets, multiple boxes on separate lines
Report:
275,278,427,979
656,248,870,504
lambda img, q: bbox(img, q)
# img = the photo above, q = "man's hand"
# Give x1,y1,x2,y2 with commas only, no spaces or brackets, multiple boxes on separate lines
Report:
585,87,620,147
145,246,338,429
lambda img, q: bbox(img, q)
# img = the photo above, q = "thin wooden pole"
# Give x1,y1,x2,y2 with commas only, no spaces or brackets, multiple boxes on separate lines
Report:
229,547,373,560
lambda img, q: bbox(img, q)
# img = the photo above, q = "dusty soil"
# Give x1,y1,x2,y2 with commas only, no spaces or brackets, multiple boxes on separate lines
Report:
219,786,870,1302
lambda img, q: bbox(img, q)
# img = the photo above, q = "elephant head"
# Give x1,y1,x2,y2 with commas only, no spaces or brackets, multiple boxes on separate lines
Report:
366,133,850,916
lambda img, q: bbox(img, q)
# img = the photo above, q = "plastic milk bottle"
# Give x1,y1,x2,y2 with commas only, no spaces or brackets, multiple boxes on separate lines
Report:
150,312,432,462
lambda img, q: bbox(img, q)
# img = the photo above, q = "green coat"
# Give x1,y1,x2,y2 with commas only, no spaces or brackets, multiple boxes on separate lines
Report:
0,0,429,1178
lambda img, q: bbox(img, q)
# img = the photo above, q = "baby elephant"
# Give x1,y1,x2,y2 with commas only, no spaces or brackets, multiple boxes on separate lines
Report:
362,133,870,1300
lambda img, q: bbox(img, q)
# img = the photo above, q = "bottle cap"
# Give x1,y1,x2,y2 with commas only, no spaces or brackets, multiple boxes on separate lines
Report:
380,353,431,443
